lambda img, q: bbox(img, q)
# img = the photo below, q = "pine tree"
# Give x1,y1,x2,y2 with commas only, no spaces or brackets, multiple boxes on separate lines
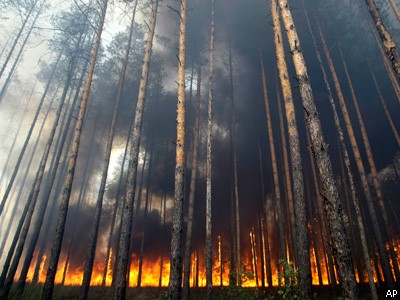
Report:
278,0,357,297
112,1,158,299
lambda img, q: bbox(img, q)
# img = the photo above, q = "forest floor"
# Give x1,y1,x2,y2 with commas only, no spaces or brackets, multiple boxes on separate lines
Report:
7,283,399,299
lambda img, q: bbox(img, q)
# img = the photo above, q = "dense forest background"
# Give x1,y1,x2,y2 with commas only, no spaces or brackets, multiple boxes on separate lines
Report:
0,0,399,299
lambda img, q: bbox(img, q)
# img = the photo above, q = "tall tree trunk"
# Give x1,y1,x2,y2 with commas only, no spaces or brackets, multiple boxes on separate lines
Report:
259,49,286,267
318,23,394,290
205,1,215,297
0,91,54,289
364,0,400,79
41,1,108,298
278,1,357,297
338,44,400,279
368,63,400,147
305,129,336,285
301,4,378,295
17,53,90,293
103,119,133,287
227,36,241,287
388,0,400,22
0,3,42,103
0,0,38,79
269,0,311,297
79,3,138,299
113,1,158,299
275,84,296,268
258,134,272,288
182,66,201,300
137,135,155,288
1,59,72,300
168,0,187,297
257,214,265,287
0,53,61,217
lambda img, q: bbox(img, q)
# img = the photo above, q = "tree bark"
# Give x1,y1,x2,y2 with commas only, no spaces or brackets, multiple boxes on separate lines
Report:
112,1,158,299
364,0,400,79
168,0,187,297
318,23,394,290
279,1,358,298
270,0,311,297
205,1,215,298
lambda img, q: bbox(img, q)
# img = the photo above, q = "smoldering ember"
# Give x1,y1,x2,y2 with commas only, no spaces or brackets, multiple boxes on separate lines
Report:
0,0,399,299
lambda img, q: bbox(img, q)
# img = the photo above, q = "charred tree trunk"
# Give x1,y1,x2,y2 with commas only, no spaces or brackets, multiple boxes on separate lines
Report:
182,66,201,300
318,23,394,290
270,0,311,297
168,0,187,297
364,0,400,79
278,1,357,297
113,1,158,299
259,49,287,267
338,45,400,279
301,3,378,295
205,1,215,297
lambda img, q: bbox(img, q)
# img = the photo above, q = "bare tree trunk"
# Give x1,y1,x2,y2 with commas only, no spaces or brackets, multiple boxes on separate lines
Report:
305,130,336,285
0,91,54,290
113,1,158,299
137,135,155,288
17,53,90,293
338,45,400,279
103,120,133,287
318,23,394,291
269,0,311,297
0,0,38,79
79,3,138,299
250,229,259,286
182,66,201,300
278,1,357,297
257,136,272,288
301,4,378,295
368,63,400,147
0,53,61,217
168,0,187,297
259,49,286,266
364,0,400,79
41,1,108,298
1,60,72,300
388,0,400,22
257,214,265,287
205,1,215,297
275,84,296,267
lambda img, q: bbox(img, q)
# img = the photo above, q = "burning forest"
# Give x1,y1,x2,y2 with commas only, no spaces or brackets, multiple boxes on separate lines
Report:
0,0,400,299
